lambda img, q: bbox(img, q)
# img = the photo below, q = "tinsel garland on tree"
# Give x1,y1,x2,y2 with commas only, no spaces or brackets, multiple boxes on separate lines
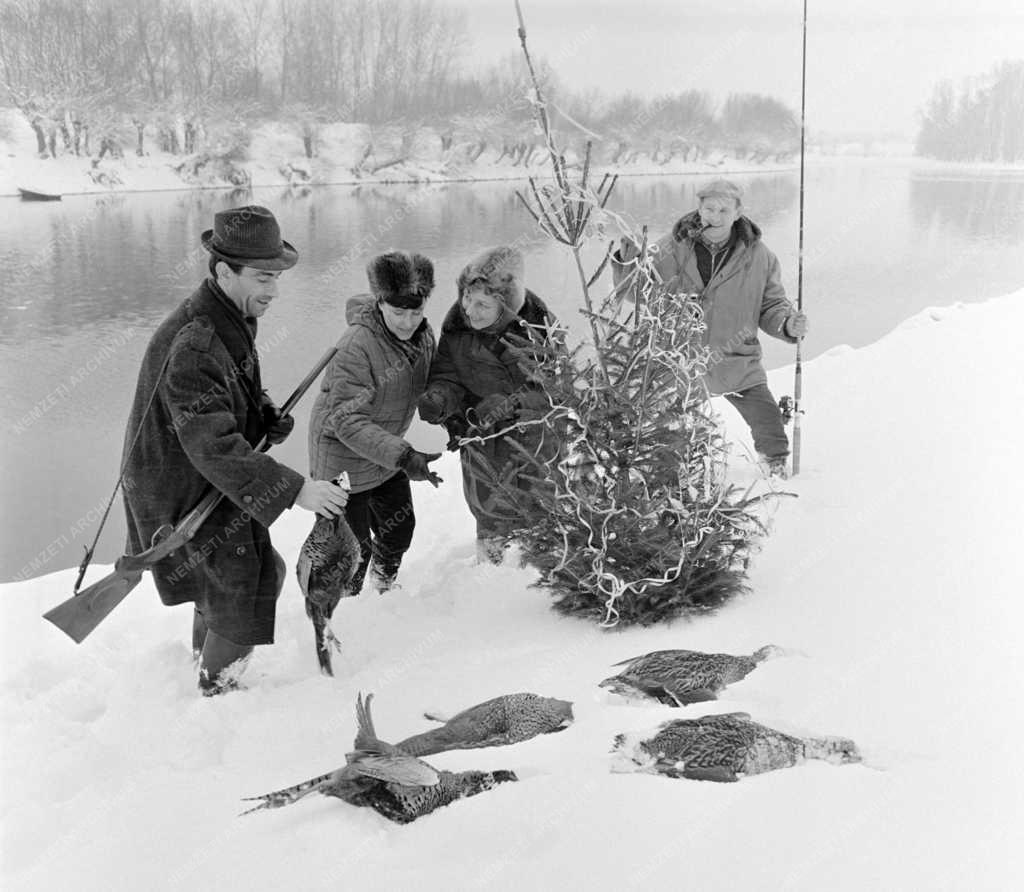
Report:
465,254,770,627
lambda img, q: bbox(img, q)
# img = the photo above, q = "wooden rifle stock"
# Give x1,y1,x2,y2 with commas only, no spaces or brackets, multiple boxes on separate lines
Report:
42,346,338,643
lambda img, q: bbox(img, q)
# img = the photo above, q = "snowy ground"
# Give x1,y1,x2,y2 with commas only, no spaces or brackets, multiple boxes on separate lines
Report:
2,291,1023,891
0,110,795,198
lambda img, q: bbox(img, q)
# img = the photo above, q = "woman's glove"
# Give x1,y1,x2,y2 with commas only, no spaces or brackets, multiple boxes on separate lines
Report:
417,390,447,424
499,331,559,382
469,393,518,430
513,390,549,423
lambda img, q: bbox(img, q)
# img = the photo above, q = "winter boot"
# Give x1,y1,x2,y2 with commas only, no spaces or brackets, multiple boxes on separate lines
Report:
369,560,401,594
758,453,789,479
475,536,508,566
348,560,370,596
198,629,253,696
191,608,208,664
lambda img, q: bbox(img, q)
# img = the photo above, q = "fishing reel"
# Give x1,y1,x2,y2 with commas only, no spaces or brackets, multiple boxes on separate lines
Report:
778,395,802,425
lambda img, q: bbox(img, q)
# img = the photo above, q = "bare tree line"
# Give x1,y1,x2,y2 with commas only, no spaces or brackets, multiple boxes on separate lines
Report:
0,0,800,167
917,60,1024,162
0,0,468,156
578,90,799,165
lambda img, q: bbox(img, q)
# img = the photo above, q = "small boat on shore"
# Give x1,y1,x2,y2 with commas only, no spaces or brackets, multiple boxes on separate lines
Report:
18,188,62,201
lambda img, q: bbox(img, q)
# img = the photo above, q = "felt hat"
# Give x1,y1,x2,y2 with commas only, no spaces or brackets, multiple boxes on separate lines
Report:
201,205,298,270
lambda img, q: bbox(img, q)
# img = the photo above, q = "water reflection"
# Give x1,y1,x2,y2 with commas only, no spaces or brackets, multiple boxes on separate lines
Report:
0,174,802,346
909,171,1024,243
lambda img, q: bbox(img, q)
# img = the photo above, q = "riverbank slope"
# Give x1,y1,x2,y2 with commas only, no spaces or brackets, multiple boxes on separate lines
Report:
1,109,797,197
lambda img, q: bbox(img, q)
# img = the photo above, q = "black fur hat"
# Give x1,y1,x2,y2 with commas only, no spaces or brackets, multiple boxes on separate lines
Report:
367,251,435,308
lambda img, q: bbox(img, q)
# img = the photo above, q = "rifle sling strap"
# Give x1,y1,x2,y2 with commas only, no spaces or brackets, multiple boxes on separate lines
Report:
74,348,174,593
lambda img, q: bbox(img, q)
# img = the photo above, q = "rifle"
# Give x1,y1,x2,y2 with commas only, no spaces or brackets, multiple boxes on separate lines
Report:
42,345,338,643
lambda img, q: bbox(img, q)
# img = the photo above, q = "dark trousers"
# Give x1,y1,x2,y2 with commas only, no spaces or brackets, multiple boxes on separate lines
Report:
724,383,789,460
192,548,285,692
344,471,416,591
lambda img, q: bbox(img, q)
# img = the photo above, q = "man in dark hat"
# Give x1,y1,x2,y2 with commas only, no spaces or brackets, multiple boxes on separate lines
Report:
122,205,349,695
308,250,442,596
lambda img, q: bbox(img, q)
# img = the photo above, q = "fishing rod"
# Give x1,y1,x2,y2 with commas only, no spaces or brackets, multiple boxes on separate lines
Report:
791,0,808,475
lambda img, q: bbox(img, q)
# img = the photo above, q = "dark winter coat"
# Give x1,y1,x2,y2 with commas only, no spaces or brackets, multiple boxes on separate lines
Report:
423,289,556,536
121,279,304,646
613,211,797,395
308,296,435,494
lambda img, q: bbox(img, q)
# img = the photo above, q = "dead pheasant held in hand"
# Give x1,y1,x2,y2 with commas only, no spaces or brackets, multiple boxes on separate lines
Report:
242,693,517,824
295,473,360,676
612,711,861,782
394,693,574,756
600,645,789,706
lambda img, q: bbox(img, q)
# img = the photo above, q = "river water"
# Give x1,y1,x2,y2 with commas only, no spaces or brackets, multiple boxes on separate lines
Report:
2,159,1023,581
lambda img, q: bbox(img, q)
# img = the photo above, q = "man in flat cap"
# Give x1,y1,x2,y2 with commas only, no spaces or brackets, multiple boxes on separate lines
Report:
121,205,349,695
614,179,808,477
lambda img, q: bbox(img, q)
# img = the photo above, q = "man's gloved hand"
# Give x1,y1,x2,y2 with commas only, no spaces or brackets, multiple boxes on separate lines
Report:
262,404,295,445
785,312,809,339
469,393,518,430
398,448,443,487
417,390,447,424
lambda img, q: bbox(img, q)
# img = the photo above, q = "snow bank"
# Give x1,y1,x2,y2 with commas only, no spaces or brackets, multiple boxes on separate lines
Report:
0,109,793,198
2,292,1023,891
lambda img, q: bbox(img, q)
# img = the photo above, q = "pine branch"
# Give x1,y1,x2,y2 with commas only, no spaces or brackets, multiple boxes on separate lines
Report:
586,241,616,289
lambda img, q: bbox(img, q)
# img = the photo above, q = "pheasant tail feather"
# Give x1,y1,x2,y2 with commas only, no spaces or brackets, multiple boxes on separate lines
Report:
240,770,336,816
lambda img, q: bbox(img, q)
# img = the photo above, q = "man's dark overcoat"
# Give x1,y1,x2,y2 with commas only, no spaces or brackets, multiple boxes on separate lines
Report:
122,279,303,645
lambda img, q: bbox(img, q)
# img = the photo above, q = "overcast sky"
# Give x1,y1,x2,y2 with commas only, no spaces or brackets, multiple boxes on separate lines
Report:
459,0,1024,136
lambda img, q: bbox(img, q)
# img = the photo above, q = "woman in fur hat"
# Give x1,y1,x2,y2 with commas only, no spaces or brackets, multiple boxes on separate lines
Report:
308,251,442,594
417,245,557,564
